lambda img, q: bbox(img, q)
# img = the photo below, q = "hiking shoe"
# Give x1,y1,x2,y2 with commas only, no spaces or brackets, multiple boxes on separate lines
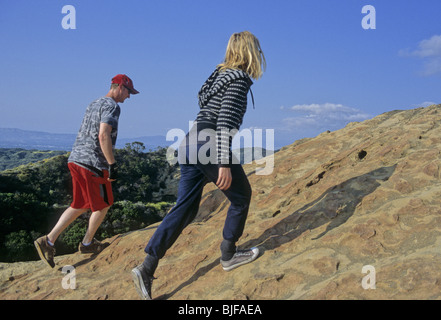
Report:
220,247,259,271
131,264,155,300
78,238,109,254
34,236,56,268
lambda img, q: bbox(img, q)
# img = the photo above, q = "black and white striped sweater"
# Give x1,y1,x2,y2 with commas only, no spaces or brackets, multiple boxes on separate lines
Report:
195,67,253,167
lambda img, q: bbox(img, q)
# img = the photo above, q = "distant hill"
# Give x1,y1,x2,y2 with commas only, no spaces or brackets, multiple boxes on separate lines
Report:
0,128,275,164
0,128,170,151
0,128,76,151
0,148,67,171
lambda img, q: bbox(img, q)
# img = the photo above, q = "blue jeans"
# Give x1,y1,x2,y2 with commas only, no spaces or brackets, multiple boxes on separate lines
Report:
144,144,252,259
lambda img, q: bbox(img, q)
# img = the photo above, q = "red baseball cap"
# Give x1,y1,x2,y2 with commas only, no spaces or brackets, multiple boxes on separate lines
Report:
111,74,139,94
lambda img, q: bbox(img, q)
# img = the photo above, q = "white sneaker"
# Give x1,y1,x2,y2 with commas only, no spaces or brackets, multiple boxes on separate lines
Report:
220,247,259,271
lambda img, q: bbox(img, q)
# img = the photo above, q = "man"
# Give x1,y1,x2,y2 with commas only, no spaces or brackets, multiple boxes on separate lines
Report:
34,74,139,268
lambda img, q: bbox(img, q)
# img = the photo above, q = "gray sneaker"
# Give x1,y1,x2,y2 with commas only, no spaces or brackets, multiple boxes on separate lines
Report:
131,264,155,300
220,247,259,271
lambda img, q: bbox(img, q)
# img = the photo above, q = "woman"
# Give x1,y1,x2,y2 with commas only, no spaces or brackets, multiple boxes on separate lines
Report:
132,31,266,300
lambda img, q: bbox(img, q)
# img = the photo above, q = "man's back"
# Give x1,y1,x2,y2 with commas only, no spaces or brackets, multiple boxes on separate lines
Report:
68,96,120,171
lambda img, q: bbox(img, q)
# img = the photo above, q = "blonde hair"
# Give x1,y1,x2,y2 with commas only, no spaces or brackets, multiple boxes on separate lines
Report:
218,31,266,80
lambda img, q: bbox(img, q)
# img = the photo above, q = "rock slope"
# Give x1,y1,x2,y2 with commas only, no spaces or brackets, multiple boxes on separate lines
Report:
1,104,441,300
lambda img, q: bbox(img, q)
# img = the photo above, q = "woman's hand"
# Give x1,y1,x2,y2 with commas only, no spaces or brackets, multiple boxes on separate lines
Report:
216,167,232,191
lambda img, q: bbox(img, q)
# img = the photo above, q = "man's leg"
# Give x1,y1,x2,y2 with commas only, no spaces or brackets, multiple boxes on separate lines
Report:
82,205,110,245
35,206,87,268
76,164,113,253
47,206,88,244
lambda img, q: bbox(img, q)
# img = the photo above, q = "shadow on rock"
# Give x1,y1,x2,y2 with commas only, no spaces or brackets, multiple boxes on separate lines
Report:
243,165,396,251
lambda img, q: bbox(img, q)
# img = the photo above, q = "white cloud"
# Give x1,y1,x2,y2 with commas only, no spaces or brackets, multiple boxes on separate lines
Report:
408,35,441,58
400,34,441,76
289,103,355,114
281,103,371,133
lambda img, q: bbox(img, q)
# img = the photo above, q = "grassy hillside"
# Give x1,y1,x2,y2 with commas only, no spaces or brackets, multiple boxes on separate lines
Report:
0,148,66,171
0,142,178,262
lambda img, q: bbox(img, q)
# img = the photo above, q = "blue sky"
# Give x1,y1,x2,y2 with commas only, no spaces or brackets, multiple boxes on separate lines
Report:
1,0,441,149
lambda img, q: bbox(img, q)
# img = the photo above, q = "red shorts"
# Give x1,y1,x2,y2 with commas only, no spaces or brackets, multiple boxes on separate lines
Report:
68,162,114,212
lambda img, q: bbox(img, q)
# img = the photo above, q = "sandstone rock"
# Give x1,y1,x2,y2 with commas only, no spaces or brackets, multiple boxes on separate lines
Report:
2,105,441,300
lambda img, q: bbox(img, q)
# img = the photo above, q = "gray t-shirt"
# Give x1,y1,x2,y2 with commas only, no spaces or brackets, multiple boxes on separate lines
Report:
68,97,120,171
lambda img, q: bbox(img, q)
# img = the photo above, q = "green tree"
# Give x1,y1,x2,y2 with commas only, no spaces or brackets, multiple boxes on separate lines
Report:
3,230,36,262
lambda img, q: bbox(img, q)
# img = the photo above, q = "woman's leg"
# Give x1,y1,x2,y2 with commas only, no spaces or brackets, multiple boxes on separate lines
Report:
196,164,251,243
195,163,252,260
144,164,208,260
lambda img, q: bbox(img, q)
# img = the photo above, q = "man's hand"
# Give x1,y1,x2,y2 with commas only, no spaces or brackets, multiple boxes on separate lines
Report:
216,167,232,191
108,162,118,181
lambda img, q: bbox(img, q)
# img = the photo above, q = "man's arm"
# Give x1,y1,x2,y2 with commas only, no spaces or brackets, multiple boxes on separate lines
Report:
98,123,116,181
